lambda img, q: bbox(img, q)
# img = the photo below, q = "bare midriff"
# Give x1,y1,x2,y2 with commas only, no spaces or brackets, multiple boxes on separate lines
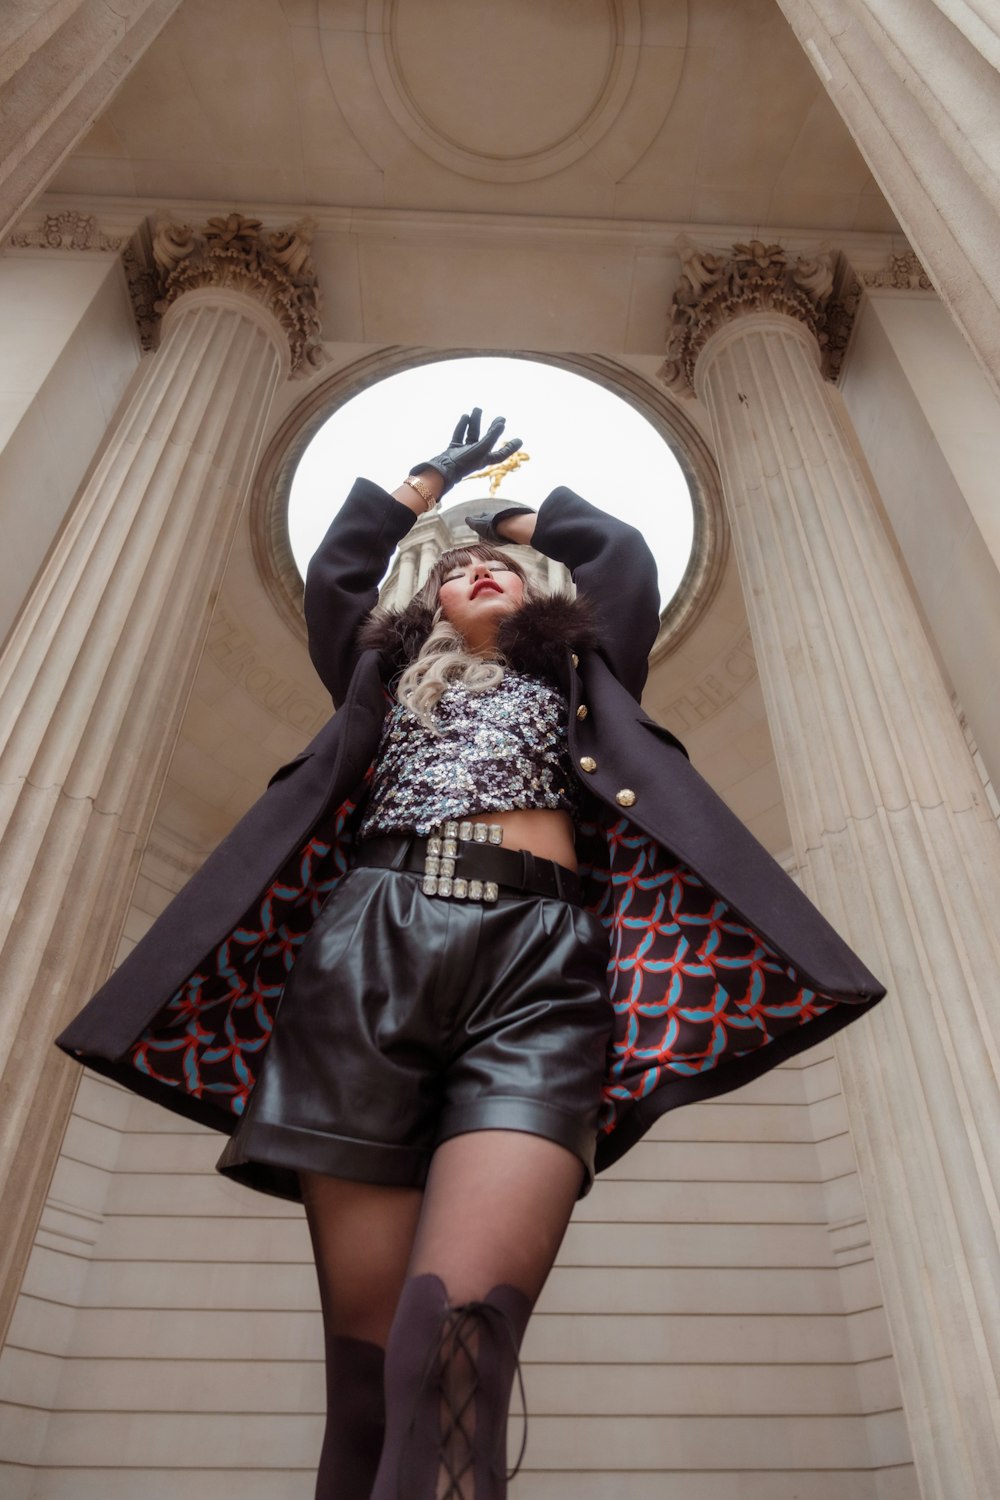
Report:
468,807,578,873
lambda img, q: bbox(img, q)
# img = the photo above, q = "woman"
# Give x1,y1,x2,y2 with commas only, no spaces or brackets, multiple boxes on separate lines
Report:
56,411,885,1499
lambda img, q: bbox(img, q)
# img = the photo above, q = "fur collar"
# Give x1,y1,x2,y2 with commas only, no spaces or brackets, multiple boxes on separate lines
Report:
357,591,599,685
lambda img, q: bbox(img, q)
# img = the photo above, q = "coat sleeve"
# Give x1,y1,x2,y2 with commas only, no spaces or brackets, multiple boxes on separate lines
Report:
303,477,418,705
530,486,661,700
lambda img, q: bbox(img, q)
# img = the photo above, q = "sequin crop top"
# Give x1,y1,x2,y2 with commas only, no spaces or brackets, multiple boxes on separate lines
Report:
358,672,583,840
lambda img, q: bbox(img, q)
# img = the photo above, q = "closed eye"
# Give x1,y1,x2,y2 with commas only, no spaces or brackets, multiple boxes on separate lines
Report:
442,563,513,583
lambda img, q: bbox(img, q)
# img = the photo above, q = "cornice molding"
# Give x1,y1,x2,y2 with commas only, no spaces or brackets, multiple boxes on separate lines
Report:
14,192,913,258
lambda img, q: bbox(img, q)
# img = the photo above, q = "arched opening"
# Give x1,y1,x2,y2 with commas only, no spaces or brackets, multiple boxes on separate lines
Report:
287,353,696,605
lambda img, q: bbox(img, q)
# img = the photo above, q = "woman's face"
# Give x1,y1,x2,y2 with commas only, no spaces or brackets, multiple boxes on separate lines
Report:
437,556,525,652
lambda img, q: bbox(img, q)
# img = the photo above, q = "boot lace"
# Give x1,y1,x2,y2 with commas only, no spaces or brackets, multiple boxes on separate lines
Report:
400,1298,528,1499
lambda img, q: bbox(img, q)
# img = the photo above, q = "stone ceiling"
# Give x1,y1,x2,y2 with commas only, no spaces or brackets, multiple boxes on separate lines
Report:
53,0,898,235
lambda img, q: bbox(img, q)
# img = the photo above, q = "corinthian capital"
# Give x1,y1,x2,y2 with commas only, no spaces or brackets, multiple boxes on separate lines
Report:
660,237,838,396
139,213,324,375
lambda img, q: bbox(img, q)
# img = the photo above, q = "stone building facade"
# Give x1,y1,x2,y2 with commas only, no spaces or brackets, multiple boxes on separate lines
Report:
0,2,998,1496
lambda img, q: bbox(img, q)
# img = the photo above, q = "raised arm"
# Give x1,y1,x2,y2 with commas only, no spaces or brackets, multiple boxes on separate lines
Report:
303,479,422,705
304,411,522,704
492,490,661,700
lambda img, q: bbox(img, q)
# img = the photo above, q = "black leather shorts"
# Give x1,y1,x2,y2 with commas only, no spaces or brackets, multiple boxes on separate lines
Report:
215,866,614,1203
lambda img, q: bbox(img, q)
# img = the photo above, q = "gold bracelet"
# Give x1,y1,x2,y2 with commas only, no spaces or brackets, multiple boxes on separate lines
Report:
404,474,439,512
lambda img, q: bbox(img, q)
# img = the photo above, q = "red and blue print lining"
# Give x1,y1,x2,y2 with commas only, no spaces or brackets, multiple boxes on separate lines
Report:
127,804,837,1141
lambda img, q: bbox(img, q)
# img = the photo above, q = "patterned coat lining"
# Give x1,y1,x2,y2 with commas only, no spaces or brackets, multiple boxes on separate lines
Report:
127,785,838,1149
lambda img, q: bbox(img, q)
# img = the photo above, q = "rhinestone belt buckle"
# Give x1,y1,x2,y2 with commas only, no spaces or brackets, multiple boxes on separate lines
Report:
422,820,502,901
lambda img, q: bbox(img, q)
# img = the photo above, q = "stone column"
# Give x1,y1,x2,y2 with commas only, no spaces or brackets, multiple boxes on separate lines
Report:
0,212,323,1340
775,0,1000,397
391,529,421,606
379,511,441,609
0,0,184,242
662,240,1000,1498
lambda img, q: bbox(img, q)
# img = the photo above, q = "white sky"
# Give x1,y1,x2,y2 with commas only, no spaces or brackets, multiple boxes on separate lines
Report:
288,355,694,604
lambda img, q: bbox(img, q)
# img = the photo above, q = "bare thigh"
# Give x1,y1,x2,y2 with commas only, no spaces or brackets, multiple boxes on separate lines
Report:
299,1170,424,1347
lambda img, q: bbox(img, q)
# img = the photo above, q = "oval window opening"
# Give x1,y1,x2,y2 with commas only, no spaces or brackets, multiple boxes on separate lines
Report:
289,355,695,607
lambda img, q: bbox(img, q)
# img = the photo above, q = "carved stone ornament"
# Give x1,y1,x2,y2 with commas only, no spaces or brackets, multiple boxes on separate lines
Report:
127,213,325,375
861,250,933,291
122,225,161,353
8,211,124,252
660,236,847,396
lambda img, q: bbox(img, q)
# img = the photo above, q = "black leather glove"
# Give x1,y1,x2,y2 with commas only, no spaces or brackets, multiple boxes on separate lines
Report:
410,409,522,495
464,505,536,544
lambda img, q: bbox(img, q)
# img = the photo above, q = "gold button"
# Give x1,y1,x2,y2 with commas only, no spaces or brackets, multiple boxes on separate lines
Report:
576,704,589,720
571,652,580,668
616,788,636,807
579,756,597,773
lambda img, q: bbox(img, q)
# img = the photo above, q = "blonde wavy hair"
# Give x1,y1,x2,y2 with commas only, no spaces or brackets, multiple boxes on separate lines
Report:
396,544,542,730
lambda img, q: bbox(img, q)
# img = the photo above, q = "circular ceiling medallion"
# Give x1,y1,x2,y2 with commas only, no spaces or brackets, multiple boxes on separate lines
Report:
365,0,642,181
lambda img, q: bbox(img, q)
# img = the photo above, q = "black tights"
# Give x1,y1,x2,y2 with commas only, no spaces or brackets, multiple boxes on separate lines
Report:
301,1130,585,1499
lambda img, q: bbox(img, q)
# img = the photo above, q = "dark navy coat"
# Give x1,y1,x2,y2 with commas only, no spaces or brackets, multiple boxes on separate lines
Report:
56,480,884,1172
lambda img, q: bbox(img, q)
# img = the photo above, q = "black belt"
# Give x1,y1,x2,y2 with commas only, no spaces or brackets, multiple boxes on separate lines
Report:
355,828,583,906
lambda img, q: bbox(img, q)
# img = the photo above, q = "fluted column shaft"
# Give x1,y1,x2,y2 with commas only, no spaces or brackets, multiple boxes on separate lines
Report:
693,308,1000,1497
393,536,419,605
0,280,289,1337
776,0,1000,397
0,0,183,242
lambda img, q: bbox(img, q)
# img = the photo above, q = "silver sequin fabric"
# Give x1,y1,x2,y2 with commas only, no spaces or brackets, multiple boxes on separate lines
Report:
359,672,583,839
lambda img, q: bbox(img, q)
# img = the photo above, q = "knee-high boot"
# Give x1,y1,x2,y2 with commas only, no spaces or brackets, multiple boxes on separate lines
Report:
314,1333,386,1500
370,1273,532,1500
